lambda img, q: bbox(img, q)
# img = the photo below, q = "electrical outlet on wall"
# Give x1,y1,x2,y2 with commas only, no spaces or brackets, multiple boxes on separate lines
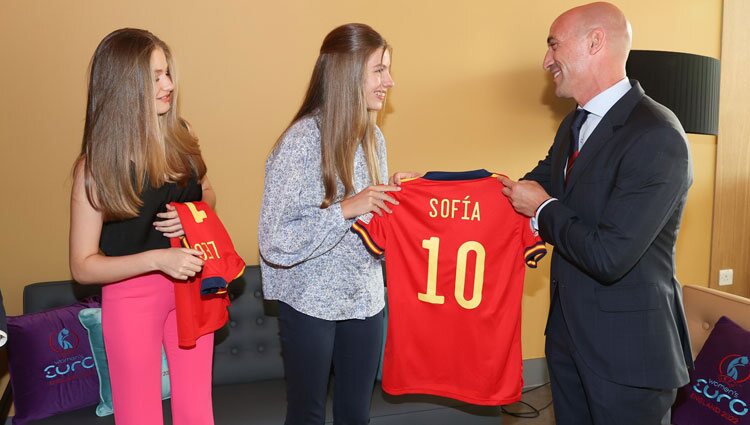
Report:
718,269,734,286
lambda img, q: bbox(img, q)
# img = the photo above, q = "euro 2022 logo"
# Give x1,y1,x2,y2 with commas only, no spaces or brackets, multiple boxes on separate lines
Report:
720,354,750,385
44,327,95,381
49,328,79,355
690,354,750,419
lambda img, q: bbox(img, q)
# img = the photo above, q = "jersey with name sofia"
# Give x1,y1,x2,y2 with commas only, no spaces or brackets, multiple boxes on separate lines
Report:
352,169,546,405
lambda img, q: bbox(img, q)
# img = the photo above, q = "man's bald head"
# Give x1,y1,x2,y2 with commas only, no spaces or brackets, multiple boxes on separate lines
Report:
544,2,632,105
561,2,632,62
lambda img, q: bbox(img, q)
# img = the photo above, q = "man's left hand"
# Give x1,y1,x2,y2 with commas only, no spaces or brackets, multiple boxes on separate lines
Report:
498,176,551,217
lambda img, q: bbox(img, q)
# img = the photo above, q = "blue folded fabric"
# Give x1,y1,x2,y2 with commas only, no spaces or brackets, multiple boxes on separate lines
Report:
78,308,170,416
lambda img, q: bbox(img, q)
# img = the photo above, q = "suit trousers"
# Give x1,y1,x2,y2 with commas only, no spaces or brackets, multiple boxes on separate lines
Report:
545,292,676,425
102,273,215,425
278,301,383,425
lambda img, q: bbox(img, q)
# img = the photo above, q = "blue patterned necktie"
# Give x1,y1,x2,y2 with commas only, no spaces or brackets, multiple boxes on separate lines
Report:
565,108,590,182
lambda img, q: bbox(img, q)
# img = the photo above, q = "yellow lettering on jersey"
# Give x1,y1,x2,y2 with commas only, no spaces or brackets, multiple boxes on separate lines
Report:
206,241,221,259
461,196,471,220
427,196,481,221
418,237,445,304
440,199,454,218
471,202,481,221
428,199,438,218
454,241,485,310
194,243,207,260
186,202,208,223
419,238,487,310
193,240,220,261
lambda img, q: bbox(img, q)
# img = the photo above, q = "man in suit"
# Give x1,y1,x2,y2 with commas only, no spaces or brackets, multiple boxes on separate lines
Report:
500,2,693,424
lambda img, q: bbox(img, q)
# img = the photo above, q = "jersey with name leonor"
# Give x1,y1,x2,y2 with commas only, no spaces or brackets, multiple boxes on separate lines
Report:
170,201,246,348
352,170,546,405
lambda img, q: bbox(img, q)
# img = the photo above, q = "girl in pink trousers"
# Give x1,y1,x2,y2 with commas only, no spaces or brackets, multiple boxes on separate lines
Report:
69,28,215,425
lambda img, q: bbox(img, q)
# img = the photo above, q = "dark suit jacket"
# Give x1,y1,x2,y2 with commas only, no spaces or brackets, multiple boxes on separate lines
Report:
524,80,693,389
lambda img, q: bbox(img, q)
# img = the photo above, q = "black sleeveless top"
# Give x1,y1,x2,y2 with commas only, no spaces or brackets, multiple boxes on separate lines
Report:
99,177,202,256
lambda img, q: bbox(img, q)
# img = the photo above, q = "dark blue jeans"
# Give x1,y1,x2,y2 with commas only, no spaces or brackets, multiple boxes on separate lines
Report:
278,302,384,425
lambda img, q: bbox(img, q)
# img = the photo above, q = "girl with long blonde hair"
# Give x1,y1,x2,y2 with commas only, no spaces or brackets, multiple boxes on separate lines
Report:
259,23,414,424
69,28,216,424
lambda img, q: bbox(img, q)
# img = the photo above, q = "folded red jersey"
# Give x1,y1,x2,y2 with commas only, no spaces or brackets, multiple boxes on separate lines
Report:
170,201,245,348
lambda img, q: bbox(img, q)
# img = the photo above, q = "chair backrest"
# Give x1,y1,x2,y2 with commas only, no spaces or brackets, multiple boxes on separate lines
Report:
23,279,101,314
682,284,750,357
212,266,284,384
21,265,284,385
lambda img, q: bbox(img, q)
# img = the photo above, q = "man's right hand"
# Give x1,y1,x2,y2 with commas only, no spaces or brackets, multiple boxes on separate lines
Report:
499,176,551,218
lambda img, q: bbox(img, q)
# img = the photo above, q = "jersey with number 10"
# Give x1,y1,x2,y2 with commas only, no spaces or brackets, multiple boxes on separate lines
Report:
352,170,546,405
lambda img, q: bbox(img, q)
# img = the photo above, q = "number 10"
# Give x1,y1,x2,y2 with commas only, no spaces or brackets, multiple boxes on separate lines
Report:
418,237,486,310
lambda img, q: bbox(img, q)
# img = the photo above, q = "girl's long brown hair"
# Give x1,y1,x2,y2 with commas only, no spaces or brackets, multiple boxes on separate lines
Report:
274,23,390,208
77,28,206,220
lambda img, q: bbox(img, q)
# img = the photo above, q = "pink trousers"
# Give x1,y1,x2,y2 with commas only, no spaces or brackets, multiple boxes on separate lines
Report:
102,273,214,425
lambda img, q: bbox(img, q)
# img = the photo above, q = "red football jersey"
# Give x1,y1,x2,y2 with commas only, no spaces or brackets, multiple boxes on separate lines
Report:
170,201,246,348
352,170,546,405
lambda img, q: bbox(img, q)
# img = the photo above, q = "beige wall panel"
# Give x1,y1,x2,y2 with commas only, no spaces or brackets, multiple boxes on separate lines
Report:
676,136,716,287
0,1,721,362
710,0,750,297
